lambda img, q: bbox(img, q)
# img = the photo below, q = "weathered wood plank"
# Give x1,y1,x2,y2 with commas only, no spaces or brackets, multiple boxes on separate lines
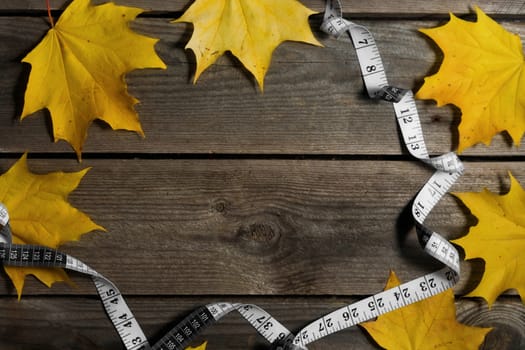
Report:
0,158,521,296
1,17,525,156
0,296,521,349
3,0,525,16
457,298,525,350
0,1,522,349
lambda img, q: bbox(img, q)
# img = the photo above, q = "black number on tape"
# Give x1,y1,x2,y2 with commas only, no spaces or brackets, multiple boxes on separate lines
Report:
0,1,466,350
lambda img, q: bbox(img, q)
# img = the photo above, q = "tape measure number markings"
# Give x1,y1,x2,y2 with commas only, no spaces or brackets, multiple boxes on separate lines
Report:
154,302,292,350
287,1,464,348
0,1,467,349
0,226,292,350
291,267,458,348
0,241,149,350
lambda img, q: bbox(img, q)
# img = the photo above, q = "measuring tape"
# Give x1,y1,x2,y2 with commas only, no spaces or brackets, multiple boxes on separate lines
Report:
0,210,294,350
0,1,466,349
285,2,463,348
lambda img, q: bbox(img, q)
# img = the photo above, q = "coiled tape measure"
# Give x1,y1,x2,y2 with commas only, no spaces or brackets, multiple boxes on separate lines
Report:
0,1,464,349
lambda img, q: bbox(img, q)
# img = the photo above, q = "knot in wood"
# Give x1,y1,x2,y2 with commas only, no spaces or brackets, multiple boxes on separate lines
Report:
236,220,282,254
211,198,229,214
246,223,275,242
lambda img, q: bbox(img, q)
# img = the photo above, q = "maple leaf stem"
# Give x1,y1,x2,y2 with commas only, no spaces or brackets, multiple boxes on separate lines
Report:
46,0,55,27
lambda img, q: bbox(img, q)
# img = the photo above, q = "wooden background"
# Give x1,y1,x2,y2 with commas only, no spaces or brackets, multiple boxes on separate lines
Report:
0,0,524,349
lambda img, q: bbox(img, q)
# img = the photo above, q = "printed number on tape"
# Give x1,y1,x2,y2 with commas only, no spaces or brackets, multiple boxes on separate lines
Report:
0,1,464,349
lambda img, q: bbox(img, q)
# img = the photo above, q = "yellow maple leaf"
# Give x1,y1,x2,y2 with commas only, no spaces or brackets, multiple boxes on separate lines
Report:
0,154,104,298
186,342,207,350
416,7,525,153
173,0,322,90
21,0,167,159
452,172,525,306
361,271,491,349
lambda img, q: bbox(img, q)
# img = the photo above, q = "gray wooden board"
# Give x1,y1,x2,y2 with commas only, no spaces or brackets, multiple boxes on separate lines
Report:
0,296,522,349
4,0,525,16
0,158,521,297
0,0,524,349
0,17,524,155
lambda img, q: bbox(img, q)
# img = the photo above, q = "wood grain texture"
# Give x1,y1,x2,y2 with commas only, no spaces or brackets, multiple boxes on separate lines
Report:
0,158,520,297
0,296,522,350
0,0,524,349
1,16,525,155
3,0,525,16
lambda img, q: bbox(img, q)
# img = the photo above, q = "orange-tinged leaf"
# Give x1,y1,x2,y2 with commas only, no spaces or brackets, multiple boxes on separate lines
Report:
0,154,104,298
361,271,491,349
416,7,525,153
173,0,322,90
452,172,525,306
21,0,167,159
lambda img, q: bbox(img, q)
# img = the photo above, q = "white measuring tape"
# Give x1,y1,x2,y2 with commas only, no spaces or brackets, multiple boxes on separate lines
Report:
0,215,293,350
285,2,464,349
0,1,465,349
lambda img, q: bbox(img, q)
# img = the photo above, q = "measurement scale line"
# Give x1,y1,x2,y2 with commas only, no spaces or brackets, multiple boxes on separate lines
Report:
288,2,463,348
0,1,467,349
